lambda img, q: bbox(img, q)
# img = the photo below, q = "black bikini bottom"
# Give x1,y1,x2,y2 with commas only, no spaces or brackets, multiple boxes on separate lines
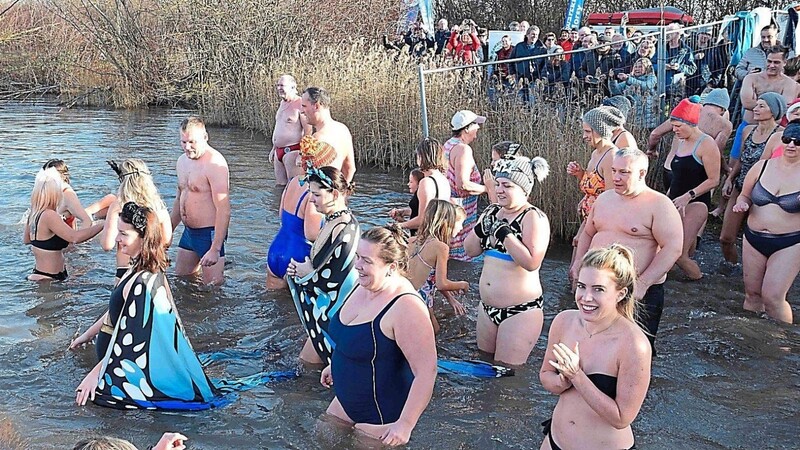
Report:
32,267,68,281
541,418,636,450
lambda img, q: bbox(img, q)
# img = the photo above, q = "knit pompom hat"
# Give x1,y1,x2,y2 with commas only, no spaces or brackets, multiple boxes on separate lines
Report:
492,155,550,195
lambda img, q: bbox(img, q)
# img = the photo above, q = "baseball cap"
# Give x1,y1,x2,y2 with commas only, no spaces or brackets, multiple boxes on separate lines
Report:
451,110,487,130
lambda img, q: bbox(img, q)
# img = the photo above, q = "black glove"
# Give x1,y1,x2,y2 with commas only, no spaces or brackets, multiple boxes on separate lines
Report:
474,209,494,240
493,223,513,244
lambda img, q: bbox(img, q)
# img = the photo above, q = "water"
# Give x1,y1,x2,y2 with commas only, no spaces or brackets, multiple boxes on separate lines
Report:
0,101,798,449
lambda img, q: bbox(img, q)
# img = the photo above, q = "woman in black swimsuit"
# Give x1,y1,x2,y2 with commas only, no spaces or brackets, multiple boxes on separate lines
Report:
733,119,800,323
394,138,451,234
23,168,104,281
539,244,651,450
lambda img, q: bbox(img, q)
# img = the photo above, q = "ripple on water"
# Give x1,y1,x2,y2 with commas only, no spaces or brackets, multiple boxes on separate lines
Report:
0,101,798,449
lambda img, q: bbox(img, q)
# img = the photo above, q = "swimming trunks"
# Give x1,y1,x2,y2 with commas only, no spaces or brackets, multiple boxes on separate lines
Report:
268,190,312,278
578,148,613,220
329,293,417,425
750,161,800,214
275,142,301,163
31,267,68,281
669,134,710,207
744,226,800,258
481,297,543,326
178,226,226,257
30,212,69,251
637,283,664,353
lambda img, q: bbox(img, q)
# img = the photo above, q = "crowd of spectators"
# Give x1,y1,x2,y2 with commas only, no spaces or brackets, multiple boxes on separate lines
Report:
384,16,800,130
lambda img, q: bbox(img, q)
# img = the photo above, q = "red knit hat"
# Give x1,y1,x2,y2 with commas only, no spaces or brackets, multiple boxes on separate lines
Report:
670,98,701,126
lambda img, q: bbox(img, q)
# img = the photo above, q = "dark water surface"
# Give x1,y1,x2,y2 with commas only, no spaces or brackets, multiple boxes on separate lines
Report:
0,101,797,449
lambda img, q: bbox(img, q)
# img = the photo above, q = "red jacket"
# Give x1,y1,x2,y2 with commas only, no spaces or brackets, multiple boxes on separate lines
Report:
559,39,574,61
448,32,481,64
496,46,514,77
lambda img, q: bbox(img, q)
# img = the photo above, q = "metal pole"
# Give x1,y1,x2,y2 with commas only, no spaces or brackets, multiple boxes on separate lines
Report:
657,25,667,121
418,64,430,137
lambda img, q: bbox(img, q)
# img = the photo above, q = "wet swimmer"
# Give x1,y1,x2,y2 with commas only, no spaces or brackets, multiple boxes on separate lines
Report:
732,119,800,323
70,159,172,351
540,245,651,450
388,168,424,229
23,168,104,281
444,110,487,261
571,148,682,352
407,200,469,333
287,166,359,364
76,203,222,409
42,159,93,230
270,74,311,185
300,86,356,182
171,117,230,285
568,106,618,249
665,99,721,280
464,155,551,365
264,136,330,289
320,226,437,447
391,137,451,235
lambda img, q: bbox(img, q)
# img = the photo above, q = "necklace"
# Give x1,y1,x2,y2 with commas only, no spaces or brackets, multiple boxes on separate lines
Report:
582,316,620,338
325,209,351,221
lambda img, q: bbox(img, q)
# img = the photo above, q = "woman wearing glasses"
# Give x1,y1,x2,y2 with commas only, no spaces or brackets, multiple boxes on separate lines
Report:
732,119,800,323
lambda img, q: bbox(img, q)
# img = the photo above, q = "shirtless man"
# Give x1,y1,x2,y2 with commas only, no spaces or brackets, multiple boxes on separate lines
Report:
571,148,683,352
300,87,356,182
171,117,231,285
732,46,800,165
270,75,311,185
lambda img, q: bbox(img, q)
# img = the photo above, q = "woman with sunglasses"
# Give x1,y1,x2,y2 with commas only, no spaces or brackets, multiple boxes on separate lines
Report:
70,159,172,350
732,119,800,323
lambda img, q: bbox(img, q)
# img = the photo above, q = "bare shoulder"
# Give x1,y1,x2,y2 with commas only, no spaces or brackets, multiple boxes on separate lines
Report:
392,290,430,317
550,309,579,334
619,319,652,360
208,147,229,166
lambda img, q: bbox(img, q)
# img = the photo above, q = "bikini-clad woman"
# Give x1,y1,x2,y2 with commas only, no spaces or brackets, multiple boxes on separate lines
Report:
23,168,104,281
733,119,800,323
464,155,550,365
539,244,650,450
394,137,451,234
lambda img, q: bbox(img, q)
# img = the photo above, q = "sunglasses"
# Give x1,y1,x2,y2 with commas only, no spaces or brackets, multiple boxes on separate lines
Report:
781,136,800,146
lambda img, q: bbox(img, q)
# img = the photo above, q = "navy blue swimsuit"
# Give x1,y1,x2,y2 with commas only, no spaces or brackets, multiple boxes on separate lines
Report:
329,293,415,425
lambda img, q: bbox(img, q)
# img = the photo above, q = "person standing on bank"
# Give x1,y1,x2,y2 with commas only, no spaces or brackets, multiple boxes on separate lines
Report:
465,155,551,365
171,117,230,286
444,110,487,261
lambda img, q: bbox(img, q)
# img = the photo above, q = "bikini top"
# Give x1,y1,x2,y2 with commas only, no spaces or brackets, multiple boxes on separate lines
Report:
410,239,436,271
483,204,534,261
587,373,617,399
750,161,800,214
30,212,69,251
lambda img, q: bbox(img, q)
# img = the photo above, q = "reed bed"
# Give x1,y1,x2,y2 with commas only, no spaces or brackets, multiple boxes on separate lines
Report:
0,0,754,237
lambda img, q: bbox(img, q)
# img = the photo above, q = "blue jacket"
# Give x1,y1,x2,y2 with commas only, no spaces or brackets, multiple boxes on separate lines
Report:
509,40,547,80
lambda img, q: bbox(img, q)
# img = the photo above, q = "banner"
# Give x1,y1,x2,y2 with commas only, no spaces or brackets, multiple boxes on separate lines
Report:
563,0,585,30
400,0,435,32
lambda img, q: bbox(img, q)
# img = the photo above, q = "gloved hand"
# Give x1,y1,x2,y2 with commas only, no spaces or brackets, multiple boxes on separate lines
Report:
492,222,513,245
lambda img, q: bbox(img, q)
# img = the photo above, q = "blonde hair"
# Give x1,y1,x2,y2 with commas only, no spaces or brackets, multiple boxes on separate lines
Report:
116,159,167,212
416,199,462,246
72,437,137,450
180,116,206,133
43,159,70,184
28,168,63,235
580,244,638,323
361,224,409,276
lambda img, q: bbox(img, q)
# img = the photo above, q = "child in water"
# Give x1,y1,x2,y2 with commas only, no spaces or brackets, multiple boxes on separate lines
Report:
389,168,424,234
407,199,469,333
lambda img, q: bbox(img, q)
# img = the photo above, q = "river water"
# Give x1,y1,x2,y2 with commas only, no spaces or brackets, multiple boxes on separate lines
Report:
0,101,797,449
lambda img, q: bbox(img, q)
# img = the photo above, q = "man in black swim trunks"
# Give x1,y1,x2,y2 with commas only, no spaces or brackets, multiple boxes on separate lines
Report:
571,148,683,353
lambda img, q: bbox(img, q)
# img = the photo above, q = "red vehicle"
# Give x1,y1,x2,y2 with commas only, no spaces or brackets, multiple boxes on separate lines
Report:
588,7,694,26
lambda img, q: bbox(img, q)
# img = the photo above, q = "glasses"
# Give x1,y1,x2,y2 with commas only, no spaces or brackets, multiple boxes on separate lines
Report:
546,38,555,41
781,136,800,146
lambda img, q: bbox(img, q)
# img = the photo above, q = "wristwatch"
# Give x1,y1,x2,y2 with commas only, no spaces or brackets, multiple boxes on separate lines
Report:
688,189,697,199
